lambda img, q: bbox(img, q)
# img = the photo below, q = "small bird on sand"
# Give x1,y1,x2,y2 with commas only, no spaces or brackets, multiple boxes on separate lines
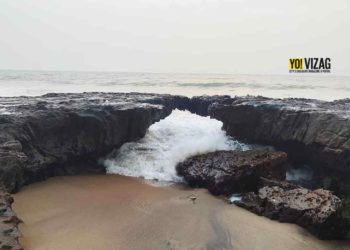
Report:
188,194,198,204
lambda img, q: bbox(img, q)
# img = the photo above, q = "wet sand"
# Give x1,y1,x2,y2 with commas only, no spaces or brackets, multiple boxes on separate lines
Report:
13,175,350,250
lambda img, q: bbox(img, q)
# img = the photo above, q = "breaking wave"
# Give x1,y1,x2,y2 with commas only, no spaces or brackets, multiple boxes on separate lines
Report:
104,109,250,182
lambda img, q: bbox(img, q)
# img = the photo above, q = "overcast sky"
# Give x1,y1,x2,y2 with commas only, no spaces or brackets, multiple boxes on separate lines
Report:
0,0,349,75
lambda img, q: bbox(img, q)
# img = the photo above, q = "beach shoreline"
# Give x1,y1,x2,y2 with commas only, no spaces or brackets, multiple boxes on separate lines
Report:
13,174,349,250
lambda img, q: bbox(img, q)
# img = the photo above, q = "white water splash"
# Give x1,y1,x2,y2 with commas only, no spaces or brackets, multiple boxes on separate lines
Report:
286,166,313,182
228,194,242,203
104,109,250,182
0,108,13,115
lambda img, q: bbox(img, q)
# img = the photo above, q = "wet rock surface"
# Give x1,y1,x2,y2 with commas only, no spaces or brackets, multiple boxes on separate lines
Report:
0,189,22,250
0,92,190,193
234,180,349,239
176,150,287,195
208,96,350,174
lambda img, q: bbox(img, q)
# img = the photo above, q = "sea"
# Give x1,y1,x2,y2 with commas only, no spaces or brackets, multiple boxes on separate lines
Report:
1,70,349,183
0,70,350,100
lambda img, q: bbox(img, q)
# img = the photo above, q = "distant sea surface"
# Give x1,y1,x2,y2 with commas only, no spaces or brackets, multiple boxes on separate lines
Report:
0,70,349,101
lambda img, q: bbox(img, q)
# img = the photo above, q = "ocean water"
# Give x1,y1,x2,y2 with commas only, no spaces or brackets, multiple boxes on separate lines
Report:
0,70,350,100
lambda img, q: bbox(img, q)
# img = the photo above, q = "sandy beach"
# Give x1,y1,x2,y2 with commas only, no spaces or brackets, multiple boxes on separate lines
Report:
13,175,349,250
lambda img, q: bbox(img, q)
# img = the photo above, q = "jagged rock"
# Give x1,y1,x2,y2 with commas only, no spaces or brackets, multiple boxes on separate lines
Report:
176,150,287,195
260,176,300,190
0,93,190,192
0,189,22,250
187,95,232,116
0,150,27,194
234,183,349,239
209,96,350,174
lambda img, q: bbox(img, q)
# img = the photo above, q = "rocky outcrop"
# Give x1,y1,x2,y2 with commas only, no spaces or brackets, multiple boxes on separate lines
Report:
2,92,350,243
0,189,22,250
5,93,348,193
176,150,287,195
0,92,190,193
187,95,232,116
234,179,349,239
176,146,350,239
209,96,350,174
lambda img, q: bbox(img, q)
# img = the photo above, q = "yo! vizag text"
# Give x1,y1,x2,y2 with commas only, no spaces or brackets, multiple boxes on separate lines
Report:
289,57,331,73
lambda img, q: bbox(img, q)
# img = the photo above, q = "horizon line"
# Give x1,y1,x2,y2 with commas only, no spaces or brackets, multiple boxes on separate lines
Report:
0,68,349,77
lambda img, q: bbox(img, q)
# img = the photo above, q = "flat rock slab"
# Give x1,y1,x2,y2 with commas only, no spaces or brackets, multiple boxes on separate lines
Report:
176,150,287,195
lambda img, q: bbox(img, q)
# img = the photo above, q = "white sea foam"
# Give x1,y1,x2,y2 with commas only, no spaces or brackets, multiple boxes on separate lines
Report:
286,166,313,182
228,194,242,203
0,108,13,115
104,109,250,182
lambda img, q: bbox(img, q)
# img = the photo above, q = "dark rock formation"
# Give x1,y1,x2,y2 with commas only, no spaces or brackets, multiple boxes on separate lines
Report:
176,150,287,195
209,96,350,174
0,189,22,250
0,92,189,193
201,95,350,238
187,95,232,116
2,92,350,243
234,180,349,239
